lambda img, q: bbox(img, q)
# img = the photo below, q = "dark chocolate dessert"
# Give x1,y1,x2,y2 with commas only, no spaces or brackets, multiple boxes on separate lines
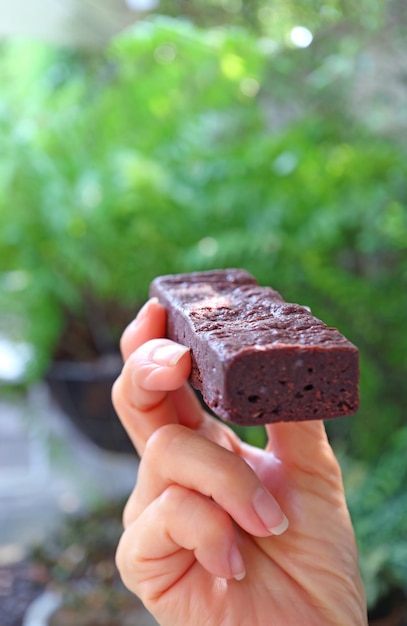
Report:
150,269,359,425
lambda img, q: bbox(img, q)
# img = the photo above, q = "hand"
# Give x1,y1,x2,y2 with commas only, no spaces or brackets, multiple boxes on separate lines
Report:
112,298,367,626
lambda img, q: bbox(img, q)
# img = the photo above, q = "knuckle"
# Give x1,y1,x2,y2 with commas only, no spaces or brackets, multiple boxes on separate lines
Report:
111,377,122,411
115,533,135,586
222,449,251,482
160,485,234,546
158,483,189,512
143,423,186,463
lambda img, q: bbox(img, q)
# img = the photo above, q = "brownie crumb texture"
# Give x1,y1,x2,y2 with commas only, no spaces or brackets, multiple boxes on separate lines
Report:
150,269,359,425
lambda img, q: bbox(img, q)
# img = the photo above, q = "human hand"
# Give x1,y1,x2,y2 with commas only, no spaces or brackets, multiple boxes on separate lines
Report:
112,298,367,626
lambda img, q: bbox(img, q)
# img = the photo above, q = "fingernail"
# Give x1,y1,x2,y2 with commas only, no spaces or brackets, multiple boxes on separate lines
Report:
253,488,289,535
229,544,246,581
269,515,289,536
151,343,189,367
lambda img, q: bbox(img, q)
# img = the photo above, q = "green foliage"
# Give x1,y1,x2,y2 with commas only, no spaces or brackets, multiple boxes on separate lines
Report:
0,9,405,464
158,0,388,39
0,18,269,373
343,428,407,608
0,4,406,607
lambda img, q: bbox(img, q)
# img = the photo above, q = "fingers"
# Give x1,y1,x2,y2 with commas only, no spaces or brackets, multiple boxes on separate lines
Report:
126,424,288,538
119,424,288,598
113,296,207,454
113,297,234,456
112,336,203,454
120,298,167,361
117,483,245,601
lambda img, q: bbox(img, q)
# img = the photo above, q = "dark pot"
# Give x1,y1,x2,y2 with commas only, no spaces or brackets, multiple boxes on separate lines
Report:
368,589,407,626
45,354,134,454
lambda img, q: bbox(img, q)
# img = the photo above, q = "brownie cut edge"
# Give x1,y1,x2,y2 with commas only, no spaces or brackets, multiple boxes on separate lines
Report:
149,269,359,425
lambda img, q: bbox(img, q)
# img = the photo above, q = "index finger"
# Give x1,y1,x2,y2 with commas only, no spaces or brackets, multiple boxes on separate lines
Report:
120,297,167,361
112,299,204,454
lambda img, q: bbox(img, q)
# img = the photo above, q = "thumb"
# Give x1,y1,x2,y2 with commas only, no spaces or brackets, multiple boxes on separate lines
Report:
265,420,337,473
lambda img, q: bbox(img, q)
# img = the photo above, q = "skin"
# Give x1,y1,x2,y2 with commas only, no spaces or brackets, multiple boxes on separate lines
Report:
112,298,368,626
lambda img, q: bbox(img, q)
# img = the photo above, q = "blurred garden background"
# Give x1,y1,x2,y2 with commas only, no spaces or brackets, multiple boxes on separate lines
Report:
0,0,406,624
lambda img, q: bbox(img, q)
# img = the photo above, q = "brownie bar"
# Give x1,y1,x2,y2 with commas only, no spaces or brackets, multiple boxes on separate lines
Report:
149,269,359,425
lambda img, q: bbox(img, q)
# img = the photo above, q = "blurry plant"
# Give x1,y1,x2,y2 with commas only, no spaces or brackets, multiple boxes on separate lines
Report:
0,19,266,374
158,0,389,40
1,5,406,609
341,427,407,610
32,500,140,622
0,8,405,463
178,112,407,459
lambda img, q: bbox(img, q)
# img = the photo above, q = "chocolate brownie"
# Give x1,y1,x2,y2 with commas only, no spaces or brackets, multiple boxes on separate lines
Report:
149,269,359,425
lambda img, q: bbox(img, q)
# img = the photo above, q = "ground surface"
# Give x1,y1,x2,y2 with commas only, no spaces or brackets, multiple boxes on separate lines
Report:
0,384,158,626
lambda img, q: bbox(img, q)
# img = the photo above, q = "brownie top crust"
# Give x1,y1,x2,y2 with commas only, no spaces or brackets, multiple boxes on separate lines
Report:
150,269,356,359
150,269,359,424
